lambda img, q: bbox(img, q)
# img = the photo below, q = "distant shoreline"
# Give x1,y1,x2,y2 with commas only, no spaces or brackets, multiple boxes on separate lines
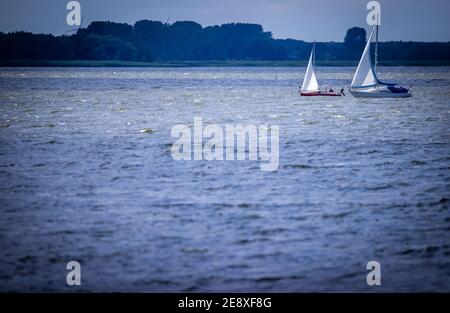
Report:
1,59,450,68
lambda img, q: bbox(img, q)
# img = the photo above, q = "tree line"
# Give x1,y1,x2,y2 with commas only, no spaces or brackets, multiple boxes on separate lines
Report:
0,20,449,62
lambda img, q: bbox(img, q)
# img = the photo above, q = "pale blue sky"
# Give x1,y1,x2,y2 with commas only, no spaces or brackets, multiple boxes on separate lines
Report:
0,0,449,42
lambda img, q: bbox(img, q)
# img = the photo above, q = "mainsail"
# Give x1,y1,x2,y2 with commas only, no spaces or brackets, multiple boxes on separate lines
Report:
351,26,379,88
301,43,319,92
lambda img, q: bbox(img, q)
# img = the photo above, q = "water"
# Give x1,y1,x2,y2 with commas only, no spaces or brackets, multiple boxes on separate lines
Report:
0,67,449,292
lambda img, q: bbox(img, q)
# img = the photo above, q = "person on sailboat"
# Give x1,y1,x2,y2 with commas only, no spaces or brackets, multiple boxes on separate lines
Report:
340,88,345,96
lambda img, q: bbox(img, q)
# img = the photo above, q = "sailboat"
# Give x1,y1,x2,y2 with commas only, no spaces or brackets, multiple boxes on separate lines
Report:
300,43,343,96
350,25,412,98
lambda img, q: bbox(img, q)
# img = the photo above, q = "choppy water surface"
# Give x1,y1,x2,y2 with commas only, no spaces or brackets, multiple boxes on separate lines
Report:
0,67,449,292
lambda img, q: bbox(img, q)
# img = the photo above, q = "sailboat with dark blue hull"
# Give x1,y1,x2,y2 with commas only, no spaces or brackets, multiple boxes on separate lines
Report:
350,25,412,98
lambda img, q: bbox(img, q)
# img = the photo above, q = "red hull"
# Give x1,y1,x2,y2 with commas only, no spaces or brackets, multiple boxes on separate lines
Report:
300,91,342,97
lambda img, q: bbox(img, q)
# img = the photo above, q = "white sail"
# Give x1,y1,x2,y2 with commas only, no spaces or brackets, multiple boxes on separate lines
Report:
351,26,379,88
301,44,319,92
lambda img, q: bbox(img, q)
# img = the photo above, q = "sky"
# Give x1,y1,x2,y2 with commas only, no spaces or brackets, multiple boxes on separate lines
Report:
0,0,449,42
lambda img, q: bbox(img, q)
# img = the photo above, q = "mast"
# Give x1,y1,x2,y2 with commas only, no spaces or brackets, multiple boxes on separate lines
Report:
374,25,378,72
313,41,315,66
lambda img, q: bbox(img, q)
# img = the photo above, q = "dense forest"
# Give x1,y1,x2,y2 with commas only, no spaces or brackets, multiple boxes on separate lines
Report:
1,20,449,63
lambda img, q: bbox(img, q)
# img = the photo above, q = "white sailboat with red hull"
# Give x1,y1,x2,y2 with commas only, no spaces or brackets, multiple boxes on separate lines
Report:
300,43,343,97
350,25,412,98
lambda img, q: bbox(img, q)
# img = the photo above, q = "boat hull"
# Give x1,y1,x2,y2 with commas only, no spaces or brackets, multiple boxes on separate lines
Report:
300,91,342,97
350,86,412,98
